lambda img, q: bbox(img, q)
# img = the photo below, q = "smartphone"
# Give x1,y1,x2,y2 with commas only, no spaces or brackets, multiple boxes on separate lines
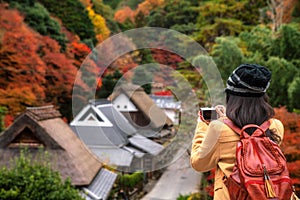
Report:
200,107,218,120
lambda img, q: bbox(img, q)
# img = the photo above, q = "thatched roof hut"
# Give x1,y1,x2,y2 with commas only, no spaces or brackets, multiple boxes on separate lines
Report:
109,84,173,130
0,105,102,186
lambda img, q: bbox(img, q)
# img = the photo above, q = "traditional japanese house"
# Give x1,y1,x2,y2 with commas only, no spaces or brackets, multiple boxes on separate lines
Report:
0,105,117,200
108,84,173,137
70,100,164,172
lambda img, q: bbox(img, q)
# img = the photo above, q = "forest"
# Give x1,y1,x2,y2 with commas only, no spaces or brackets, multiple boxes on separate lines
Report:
0,0,300,198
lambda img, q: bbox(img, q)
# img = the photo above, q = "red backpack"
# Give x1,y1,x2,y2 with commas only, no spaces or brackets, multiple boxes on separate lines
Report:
223,119,294,200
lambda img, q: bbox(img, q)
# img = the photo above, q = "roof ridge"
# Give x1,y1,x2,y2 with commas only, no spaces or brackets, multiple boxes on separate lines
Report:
26,105,61,121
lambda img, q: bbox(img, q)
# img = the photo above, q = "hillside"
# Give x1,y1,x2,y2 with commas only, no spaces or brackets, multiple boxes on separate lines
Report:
0,0,300,124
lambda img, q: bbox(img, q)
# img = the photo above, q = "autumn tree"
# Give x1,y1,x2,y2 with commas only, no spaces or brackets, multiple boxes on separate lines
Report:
274,107,300,195
114,6,135,24
7,0,67,51
39,37,79,120
114,0,165,30
79,0,111,43
266,0,298,33
92,0,120,34
0,4,46,115
0,4,89,121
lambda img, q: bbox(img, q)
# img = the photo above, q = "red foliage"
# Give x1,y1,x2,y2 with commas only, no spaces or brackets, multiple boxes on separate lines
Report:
151,48,184,69
4,114,14,128
0,4,99,121
151,48,184,86
114,0,164,24
274,107,300,195
0,4,46,115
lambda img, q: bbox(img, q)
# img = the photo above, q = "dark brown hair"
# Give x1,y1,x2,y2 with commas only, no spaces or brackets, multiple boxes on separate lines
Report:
226,93,281,143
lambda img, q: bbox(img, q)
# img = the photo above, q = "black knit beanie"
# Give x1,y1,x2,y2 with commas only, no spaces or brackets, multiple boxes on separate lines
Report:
225,64,272,97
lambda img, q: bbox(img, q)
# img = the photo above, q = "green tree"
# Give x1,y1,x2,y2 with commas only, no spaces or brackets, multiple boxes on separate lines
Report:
38,0,96,46
147,0,199,35
270,24,300,61
230,24,300,110
239,25,273,59
288,76,300,111
194,0,267,50
211,37,244,81
0,107,7,132
0,150,83,200
265,57,298,109
96,70,123,98
102,0,122,9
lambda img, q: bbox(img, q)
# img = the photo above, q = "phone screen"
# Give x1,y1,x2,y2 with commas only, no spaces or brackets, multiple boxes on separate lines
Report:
201,108,218,120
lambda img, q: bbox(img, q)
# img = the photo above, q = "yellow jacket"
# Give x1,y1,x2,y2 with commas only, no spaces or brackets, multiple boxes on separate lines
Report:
190,117,284,200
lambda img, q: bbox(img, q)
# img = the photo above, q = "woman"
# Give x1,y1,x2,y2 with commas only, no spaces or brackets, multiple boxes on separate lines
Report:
190,64,284,200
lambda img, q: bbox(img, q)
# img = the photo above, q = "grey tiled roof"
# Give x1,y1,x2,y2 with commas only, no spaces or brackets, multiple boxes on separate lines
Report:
90,147,133,167
129,135,164,156
71,101,165,168
96,104,136,137
71,126,127,147
71,103,136,147
82,168,117,200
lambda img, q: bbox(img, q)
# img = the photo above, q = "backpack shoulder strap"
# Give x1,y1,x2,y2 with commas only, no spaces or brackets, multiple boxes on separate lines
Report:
223,119,271,137
223,119,242,135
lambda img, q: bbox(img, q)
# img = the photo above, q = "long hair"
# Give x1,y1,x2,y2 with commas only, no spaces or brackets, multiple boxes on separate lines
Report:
226,92,281,143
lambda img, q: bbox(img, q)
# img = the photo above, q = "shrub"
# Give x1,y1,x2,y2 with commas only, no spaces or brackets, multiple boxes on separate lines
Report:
0,150,83,200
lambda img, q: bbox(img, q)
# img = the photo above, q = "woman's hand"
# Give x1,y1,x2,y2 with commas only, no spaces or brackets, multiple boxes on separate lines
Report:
198,110,209,125
215,105,226,118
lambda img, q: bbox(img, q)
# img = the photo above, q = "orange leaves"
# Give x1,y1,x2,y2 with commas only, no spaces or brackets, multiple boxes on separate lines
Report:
266,0,298,32
114,0,164,24
0,4,97,120
0,87,37,115
136,0,164,16
0,4,46,115
274,107,300,133
114,6,135,23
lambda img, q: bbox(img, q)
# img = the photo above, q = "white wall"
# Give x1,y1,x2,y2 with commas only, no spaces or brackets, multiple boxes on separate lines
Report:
112,93,138,112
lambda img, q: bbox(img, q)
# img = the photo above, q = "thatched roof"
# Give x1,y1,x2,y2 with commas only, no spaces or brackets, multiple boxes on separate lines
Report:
0,105,102,186
109,84,173,129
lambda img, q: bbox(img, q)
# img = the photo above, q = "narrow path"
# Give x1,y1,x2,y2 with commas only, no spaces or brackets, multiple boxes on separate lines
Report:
142,152,202,200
